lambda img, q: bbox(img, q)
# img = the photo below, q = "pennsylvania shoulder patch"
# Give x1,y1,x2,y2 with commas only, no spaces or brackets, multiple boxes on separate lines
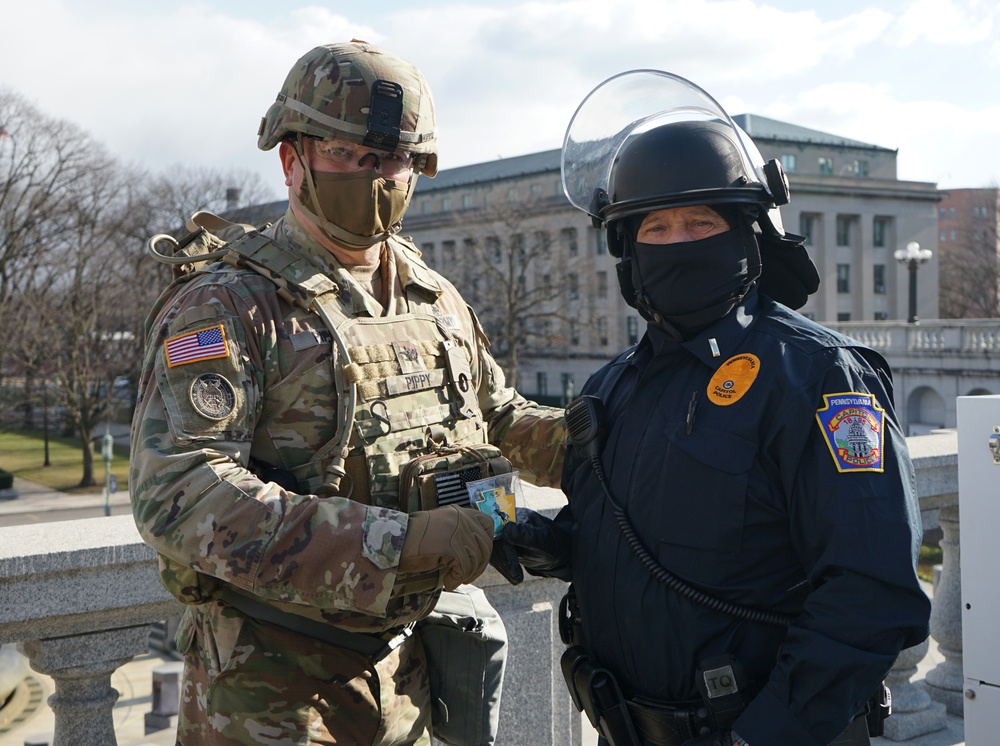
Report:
815,392,885,473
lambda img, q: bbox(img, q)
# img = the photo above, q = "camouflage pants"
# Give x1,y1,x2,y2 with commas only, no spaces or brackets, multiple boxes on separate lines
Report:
174,602,432,745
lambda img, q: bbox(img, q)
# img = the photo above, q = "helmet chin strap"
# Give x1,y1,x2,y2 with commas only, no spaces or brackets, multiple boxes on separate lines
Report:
290,136,411,251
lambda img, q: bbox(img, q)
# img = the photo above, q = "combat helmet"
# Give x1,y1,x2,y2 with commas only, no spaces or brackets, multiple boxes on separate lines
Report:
258,40,438,176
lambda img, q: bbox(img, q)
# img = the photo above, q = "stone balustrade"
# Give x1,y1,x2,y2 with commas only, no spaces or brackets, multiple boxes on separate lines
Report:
0,430,961,745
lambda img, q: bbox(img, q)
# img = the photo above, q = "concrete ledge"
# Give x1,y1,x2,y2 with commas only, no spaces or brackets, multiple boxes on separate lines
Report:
0,516,182,645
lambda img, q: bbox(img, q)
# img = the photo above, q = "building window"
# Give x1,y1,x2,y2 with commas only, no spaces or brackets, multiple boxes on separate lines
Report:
802,311,817,321
512,233,524,257
561,373,575,402
596,271,608,299
837,312,852,322
854,160,869,177
555,180,562,195
627,316,639,345
939,207,947,219
507,187,518,201
567,273,579,300
836,264,851,293
536,371,548,396
940,230,947,242
443,240,456,263
421,200,431,215
780,154,797,172
421,242,435,263
562,227,578,256
594,229,605,255
441,196,451,211
873,217,891,248
534,230,550,253
531,183,542,197
819,157,834,175
800,214,819,246
570,319,579,345
486,236,501,262
950,207,956,219
874,264,886,294
462,194,473,209
463,238,475,258
950,230,957,241
836,215,855,247
597,317,608,346
874,311,889,320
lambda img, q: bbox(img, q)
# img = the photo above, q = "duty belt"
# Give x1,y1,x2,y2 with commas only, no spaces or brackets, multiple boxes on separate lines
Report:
219,587,412,664
626,698,713,746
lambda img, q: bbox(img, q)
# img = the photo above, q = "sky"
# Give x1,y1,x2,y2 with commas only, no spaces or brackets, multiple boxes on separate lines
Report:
1,0,998,203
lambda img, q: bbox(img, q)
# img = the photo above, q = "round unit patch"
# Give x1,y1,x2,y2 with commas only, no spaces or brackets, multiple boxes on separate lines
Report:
189,373,237,420
707,353,760,406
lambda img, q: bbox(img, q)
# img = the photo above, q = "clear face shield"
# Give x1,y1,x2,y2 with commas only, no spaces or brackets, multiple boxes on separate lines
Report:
560,69,786,235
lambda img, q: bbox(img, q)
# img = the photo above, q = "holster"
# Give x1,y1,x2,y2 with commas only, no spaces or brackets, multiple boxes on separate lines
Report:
559,586,584,646
864,681,891,737
561,646,641,746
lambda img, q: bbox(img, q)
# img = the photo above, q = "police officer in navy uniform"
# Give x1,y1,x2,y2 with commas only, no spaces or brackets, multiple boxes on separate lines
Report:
504,71,931,746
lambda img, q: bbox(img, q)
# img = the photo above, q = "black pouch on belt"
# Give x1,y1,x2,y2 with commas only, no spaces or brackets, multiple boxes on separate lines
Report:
695,654,750,731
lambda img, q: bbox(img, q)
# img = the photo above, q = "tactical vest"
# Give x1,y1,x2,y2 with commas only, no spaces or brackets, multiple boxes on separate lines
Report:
221,230,505,512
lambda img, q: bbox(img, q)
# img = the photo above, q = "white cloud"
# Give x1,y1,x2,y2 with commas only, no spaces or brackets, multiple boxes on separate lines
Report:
754,81,1000,187
890,0,994,46
1,1,996,196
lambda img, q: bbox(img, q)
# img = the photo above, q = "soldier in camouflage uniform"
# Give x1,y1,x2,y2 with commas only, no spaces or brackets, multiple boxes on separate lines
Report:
130,40,565,746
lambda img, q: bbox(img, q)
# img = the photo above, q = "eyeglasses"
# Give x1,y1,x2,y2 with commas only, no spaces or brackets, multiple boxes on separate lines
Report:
309,137,414,179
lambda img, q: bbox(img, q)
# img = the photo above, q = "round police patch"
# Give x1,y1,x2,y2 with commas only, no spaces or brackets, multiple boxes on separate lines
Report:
707,354,760,406
189,373,236,420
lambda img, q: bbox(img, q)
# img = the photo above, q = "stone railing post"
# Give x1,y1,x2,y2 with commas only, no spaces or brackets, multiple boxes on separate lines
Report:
879,430,961,738
923,503,964,714
881,637,946,740
19,626,152,746
0,516,182,745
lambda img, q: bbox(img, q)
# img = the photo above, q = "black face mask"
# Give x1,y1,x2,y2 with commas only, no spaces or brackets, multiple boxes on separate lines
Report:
619,221,761,336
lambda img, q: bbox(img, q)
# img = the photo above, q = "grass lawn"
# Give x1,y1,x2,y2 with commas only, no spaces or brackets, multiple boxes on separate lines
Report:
0,428,130,494
917,542,943,584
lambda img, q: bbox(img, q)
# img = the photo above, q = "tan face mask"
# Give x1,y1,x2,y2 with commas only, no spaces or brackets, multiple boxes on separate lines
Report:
295,168,414,250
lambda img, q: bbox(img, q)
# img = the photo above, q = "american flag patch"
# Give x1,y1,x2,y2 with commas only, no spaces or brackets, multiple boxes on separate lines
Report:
434,466,483,506
164,324,229,368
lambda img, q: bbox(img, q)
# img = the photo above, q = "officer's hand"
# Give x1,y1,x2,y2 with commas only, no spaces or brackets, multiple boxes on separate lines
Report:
682,729,745,746
399,506,494,590
501,508,571,577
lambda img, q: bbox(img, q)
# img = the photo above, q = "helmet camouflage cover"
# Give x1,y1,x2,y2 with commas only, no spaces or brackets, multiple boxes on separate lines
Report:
258,40,438,176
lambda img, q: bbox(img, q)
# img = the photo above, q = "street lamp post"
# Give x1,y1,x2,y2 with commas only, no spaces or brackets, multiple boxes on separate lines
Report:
102,425,114,517
894,241,933,324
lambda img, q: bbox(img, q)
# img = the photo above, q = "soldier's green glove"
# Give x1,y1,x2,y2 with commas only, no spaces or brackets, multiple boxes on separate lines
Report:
399,505,495,591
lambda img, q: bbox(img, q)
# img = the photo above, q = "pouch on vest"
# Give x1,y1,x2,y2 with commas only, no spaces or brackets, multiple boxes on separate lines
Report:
418,585,508,746
397,442,513,514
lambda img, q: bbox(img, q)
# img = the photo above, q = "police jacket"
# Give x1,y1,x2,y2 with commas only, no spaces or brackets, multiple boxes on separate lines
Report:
556,289,930,745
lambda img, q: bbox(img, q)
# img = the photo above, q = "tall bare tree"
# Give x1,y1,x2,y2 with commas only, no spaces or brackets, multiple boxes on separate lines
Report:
939,187,1000,319
0,90,96,405
446,199,586,385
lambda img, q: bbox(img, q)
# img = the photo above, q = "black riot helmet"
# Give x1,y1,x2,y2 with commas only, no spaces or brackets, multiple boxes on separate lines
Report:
561,70,818,308
606,120,779,228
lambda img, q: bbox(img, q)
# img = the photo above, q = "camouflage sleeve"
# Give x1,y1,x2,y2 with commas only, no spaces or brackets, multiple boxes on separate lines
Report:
129,273,408,618
465,307,567,488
